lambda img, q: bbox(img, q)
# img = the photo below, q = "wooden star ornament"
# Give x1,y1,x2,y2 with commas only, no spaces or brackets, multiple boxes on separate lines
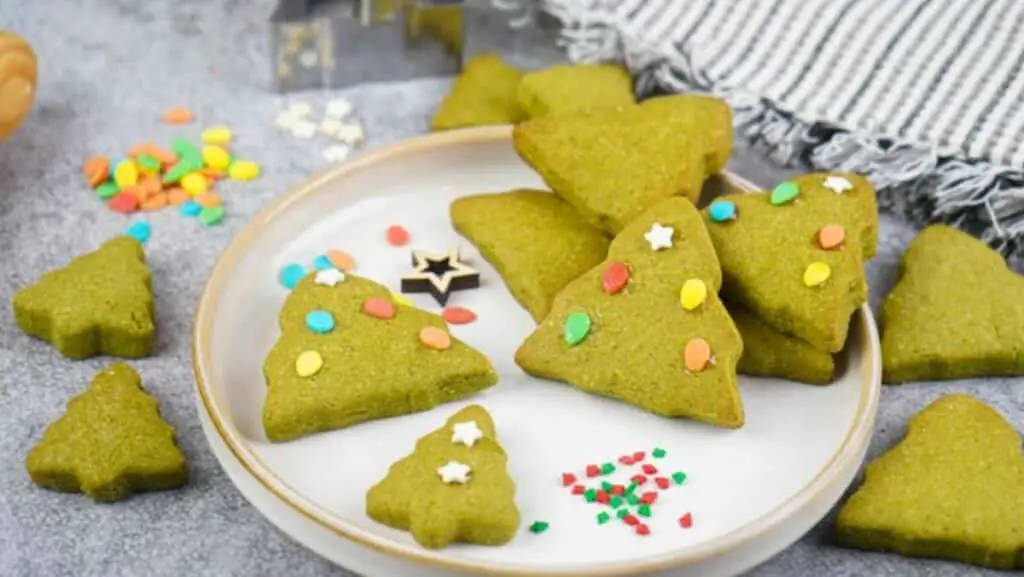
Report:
401,247,480,306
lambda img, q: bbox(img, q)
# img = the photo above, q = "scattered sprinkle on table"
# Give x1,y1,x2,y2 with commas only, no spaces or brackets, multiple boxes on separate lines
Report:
385,225,410,246
679,513,694,528
125,219,151,244
441,306,477,325
162,106,194,124
312,254,334,271
274,99,365,163
528,521,549,535
326,249,355,271
280,263,307,289
179,200,202,217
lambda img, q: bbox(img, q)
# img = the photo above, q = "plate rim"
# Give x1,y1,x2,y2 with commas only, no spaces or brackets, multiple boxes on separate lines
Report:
192,125,882,576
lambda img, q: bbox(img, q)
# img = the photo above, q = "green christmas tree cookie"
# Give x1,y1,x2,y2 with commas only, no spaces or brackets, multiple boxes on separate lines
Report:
515,63,634,119
882,225,1024,383
729,302,835,385
516,197,745,428
836,394,1024,569
13,236,155,359
702,172,878,353
430,53,525,131
366,404,519,549
25,363,188,502
450,188,610,322
514,94,733,234
263,273,498,442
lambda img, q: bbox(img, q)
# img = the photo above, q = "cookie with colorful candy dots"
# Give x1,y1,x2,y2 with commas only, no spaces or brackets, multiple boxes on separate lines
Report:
12,236,155,359
515,63,635,119
515,197,745,428
26,363,188,502
729,302,836,385
450,188,610,322
701,172,878,353
262,273,498,442
514,94,732,235
430,53,525,131
881,225,1024,384
836,394,1024,569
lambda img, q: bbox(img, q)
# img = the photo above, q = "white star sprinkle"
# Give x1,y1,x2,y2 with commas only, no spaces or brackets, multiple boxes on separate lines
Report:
322,144,350,163
336,123,364,145
314,268,345,286
823,175,854,194
437,460,471,484
325,98,353,120
451,420,484,447
644,222,675,251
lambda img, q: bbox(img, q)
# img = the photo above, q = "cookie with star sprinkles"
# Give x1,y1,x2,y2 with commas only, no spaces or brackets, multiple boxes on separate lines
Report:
262,273,498,442
515,197,745,428
366,404,520,549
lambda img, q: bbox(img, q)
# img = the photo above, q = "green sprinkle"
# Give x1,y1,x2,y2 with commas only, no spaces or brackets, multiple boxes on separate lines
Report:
563,311,592,345
162,156,202,184
601,462,615,475
199,206,225,226
170,137,200,157
653,448,667,458
627,494,639,506
584,489,597,503
770,181,800,206
672,471,687,485
137,154,161,171
638,504,652,518
616,508,630,520
528,521,549,534
96,182,120,200
610,496,623,508
597,512,610,525
625,482,638,495
601,481,613,492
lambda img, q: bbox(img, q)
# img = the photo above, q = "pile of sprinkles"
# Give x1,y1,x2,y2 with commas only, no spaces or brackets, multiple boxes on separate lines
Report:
274,99,365,164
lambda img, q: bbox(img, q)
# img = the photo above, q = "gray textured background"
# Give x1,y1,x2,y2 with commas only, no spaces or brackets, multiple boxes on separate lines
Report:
0,1,1019,576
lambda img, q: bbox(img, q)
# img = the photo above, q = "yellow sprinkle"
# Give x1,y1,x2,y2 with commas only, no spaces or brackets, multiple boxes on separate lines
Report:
228,160,261,181
201,125,233,145
295,350,323,377
113,161,139,188
803,262,832,287
181,172,208,196
391,293,413,306
202,145,231,170
679,279,708,311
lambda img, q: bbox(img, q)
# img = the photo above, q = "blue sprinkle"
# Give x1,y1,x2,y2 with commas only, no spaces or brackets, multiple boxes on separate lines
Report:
109,157,122,178
305,310,335,334
312,254,333,271
280,263,307,289
708,200,737,223
179,200,202,217
125,220,151,244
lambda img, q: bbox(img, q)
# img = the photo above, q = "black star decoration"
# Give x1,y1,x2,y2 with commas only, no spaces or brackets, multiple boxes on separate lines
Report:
400,247,480,306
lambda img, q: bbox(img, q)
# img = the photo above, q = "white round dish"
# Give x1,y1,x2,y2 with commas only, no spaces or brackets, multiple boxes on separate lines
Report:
193,126,882,577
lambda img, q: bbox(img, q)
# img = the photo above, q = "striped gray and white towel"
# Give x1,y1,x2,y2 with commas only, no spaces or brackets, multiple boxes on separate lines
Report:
534,0,1024,262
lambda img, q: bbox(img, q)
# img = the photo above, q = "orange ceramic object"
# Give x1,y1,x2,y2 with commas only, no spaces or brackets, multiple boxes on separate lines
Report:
0,32,37,141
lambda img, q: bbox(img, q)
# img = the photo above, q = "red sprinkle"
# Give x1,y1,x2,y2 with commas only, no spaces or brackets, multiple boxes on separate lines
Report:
635,524,651,536
386,225,410,246
655,477,671,490
623,514,639,526
601,261,630,295
610,484,625,496
561,473,577,487
618,455,635,465
442,306,477,325
571,484,585,495
642,464,658,475
632,451,646,462
679,513,693,529
596,491,610,504
107,192,140,213
362,297,396,320
640,492,659,505
585,465,601,478
631,474,648,485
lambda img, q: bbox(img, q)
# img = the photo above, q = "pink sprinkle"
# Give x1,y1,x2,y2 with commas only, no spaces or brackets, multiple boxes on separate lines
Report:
386,225,410,246
679,513,693,528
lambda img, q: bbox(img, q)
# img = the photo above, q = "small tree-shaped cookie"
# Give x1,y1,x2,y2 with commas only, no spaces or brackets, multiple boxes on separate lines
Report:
516,197,745,428
882,225,1024,383
263,273,498,442
702,172,878,353
366,404,519,549
836,394,1023,569
25,363,188,502
430,53,525,131
514,94,732,234
13,236,155,359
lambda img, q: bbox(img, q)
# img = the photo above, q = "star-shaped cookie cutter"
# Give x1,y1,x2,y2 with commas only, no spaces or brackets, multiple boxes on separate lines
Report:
400,247,480,306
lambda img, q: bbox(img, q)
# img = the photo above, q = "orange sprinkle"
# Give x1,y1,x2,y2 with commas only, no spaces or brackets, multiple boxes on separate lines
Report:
201,168,226,180
82,156,109,188
141,193,169,211
122,185,149,202
817,224,846,250
362,297,396,320
151,148,179,165
442,306,477,325
419,326,452,350
127,142,159,157
140,175,163,196
326,249,355,271
684,338,711,372
167,188,190,206
195,192,221,208
386,225,410,246
162,106,194,124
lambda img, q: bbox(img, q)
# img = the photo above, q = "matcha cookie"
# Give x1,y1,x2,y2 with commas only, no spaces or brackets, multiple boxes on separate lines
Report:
13,236,155,359
366,404,519,549
515,63,634,119
836,394,1024,569
729,302,835,385
881,225,1024,383
263,272,498,442
430,53,525,131
26,363,188,502
514,94,733,234
516,197,745,428
451,189,610,322
702,173,878,353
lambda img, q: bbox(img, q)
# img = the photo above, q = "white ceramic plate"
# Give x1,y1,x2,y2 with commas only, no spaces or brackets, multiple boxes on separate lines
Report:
193,126,882,577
